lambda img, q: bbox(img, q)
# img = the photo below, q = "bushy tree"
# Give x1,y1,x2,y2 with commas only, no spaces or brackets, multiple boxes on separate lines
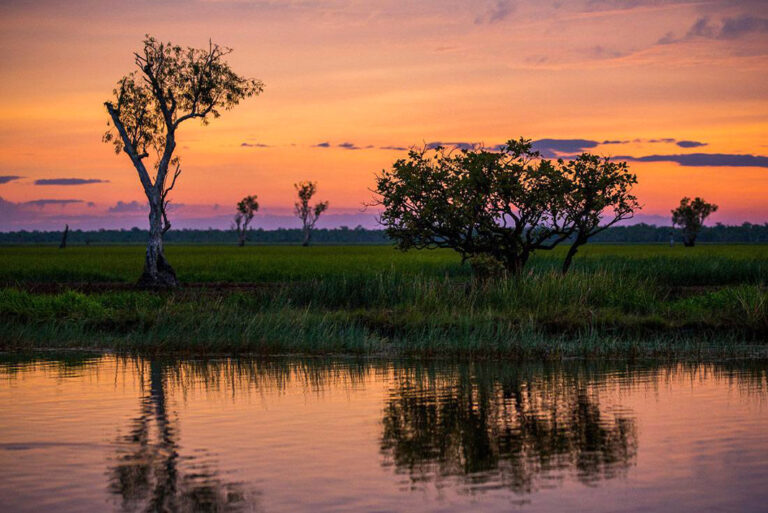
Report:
294,181,328,246
559,155,639,273
375,139,572,274
104,36,263,287
234,195,259,246
671,197,718,247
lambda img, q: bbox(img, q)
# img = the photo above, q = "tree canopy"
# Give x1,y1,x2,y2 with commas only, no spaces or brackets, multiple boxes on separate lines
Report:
559,154,639,272
376,139,572,273
671,197,718,246
376,139,640,274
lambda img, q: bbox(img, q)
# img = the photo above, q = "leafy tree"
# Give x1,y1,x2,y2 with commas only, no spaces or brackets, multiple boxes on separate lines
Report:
559,155,639,274
294,181,328,246
234,195,259,246
671,197,718,247
104,36,263,287
375,139,572,275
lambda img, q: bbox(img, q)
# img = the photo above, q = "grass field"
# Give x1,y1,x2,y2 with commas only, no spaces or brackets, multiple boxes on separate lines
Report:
1,244,766,358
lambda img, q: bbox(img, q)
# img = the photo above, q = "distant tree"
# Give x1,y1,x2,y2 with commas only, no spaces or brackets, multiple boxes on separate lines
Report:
559,155,639,274
294,181,328,246
375,139,572,275
234,195,259,246
103,36,263,287
671,197,718,247
59,224,69,249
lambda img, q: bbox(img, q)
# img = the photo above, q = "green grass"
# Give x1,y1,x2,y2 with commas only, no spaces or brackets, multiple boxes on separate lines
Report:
0,244,766,358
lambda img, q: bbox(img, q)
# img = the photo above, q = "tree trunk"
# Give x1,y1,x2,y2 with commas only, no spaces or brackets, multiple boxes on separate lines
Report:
562,236,586,275
238,231,246,247
59,224,69,249
501,251,528,275
138,199,178,288
302,226,311,247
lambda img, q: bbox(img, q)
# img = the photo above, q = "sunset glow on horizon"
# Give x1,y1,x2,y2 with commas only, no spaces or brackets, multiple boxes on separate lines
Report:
1,0,766,230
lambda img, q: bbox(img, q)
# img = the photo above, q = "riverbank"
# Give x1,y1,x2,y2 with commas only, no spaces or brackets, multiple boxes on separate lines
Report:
1,245,766,358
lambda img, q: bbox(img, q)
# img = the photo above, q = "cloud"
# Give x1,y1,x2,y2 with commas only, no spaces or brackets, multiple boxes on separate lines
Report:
0,197,22,216
614,153,768,167
107,200,145,213
687,17,718,38
314,142,331,148
338,142,361,150
240,142,271,148
106,200,185,213
24,199,84,208
380,145,408,151
676,140,707,148
475,0,516,25
0,175,23,184
426,141,483,151
646,138,676,143
660,15,768,44
34,178,109,186
531,138,599,157
602,140,630,144
588,45,631,59
719,15,768,39
656,31,677,45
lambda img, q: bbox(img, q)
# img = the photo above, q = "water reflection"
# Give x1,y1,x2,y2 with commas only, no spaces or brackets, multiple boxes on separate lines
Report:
1,354,766,513
108,360,255,513
380,364,638,494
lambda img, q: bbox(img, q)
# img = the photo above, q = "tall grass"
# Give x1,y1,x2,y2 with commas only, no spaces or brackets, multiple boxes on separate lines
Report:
1,263,765,357
1,244,766,286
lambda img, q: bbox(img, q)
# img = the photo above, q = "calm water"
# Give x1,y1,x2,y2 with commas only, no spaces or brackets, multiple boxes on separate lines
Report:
0,355,767,512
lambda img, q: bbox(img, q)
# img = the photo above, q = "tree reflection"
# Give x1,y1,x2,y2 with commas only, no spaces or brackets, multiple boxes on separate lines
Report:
380,363,638,494
108,360,255,512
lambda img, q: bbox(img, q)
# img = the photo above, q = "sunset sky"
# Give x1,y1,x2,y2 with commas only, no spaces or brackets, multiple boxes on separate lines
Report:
0,0,766,230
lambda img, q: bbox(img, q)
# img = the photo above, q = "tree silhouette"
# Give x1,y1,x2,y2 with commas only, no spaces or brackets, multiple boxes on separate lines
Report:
559,154,639,273
58,224,69,249
380,364,638,494
108,360,254,512
294,181,328,246
672,197,718,247
104,36,263,287
375,139,573,274
234,195,259,246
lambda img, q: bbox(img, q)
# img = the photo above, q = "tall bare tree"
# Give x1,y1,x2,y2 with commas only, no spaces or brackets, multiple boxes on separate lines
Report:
294,181,328,246
59,224,69,249
104,36,263,287
234,195,259,246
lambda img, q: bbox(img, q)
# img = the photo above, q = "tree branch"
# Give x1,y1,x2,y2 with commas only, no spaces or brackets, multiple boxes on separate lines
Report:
105,102,153,192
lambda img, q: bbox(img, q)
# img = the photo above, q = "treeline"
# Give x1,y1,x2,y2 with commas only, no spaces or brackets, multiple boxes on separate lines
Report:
0,225,389,245
589,223,768,243
1,223,767,245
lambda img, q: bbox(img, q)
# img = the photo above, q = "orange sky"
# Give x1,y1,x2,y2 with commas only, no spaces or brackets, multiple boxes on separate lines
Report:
0,0,766,229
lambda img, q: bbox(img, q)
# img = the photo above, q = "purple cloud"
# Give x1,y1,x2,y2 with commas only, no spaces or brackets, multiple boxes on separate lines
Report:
34,178,109,186
614,153,768,168
0,175,23,184
24,199,84,208
107,200,145,213
676,140,707,148
475,0,516,25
